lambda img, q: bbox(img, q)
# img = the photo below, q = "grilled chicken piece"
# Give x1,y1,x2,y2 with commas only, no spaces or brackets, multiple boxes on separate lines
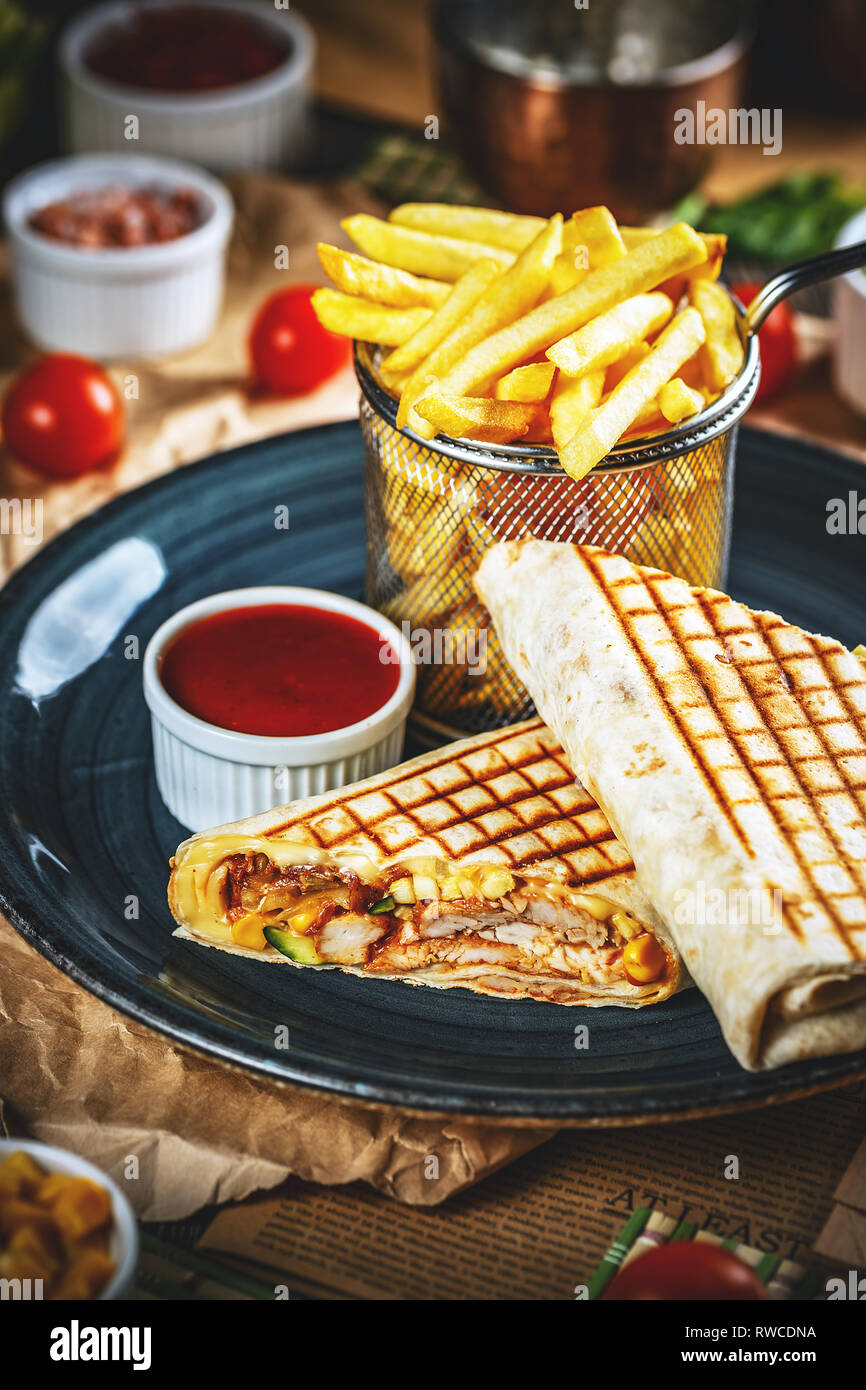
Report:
523,896,609,947
415,900,511,937
316,913,388,965
368,931,532,975
415,896,611,948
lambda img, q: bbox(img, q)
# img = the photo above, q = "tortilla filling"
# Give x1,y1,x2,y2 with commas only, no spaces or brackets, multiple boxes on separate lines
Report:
207,852,670,1001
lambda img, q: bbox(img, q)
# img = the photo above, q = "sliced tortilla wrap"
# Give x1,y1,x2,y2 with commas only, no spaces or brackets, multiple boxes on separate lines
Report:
475,540,866,1069
169,719,683,1007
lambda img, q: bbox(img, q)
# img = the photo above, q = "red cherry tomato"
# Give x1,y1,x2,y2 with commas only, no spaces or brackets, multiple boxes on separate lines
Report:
249,285,351,396
604,1242,767,1301
730,281,797,403
2,354,124,478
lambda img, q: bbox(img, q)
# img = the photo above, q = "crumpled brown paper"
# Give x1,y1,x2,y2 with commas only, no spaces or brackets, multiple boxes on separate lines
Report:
0,919,552,1221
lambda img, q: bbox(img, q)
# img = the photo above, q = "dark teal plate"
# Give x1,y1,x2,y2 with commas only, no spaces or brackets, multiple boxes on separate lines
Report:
0,423,864,1122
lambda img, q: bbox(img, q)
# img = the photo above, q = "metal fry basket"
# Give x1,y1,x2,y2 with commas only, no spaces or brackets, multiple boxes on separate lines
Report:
357,335,760,742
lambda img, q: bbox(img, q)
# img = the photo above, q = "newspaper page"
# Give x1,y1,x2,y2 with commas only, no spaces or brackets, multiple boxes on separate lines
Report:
199,1083,866,1299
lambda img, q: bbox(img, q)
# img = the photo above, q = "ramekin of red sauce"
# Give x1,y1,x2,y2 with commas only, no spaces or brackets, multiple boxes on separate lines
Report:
60,4,314,174
143,588,416,831
83,4,293,94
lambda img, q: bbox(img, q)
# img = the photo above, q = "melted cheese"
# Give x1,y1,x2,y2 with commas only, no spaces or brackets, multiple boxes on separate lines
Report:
170,837,649,960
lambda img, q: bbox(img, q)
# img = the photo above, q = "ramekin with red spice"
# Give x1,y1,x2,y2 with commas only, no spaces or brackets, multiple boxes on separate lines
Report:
143,588,416,831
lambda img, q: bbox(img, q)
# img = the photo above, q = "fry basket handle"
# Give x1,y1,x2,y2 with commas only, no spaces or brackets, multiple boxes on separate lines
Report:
744,239,866,333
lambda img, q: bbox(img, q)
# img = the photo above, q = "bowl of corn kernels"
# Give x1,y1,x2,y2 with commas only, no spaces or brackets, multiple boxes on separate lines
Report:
0,1140,138,1300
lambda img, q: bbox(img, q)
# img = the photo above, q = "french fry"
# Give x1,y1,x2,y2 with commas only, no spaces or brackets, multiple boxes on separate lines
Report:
551,207,627,294
621,225,726,277
312,199,743,479
494,361,556,403
384,487,466,580
341,214,514,280
570,207,627,267
317,243,451,307
523,407,554,444
658,377,705,423
397,215,563,433
413,393,537,445
429,223,707,400
676,350,706,392
382,258,500,377
621,226,725,302
559,306,706,480
389,203,545,253
626,397,668,432
690,279,745,391
549,368,605,454
621,412,667,440
310,289,432,345
604,340,650,391
546,292,673,377
379,365,411,392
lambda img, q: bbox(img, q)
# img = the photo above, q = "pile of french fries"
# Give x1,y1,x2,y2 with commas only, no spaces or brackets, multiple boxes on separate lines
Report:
312,204,746,482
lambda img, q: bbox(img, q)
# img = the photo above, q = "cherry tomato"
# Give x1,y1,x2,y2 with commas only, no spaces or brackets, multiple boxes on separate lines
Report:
249,285,351,395
2,354,124,478
604,1242,767,1301
730,281,797,403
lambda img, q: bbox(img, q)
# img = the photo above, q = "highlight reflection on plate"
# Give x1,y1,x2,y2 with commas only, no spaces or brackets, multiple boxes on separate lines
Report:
15,537,166,700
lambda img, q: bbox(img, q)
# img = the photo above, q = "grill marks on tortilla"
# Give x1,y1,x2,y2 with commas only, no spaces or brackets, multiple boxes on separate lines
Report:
582,548,866,955
581,551,758,861
257,719,635,887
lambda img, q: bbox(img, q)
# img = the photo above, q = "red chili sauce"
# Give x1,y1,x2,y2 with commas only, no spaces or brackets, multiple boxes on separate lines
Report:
160,604,400,737
84,5,292,93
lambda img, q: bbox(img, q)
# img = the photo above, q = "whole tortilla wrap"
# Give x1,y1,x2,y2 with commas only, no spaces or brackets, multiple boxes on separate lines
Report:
475,540,866,1070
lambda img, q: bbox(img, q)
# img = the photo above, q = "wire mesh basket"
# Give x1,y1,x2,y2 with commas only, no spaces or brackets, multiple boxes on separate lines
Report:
357,335,761,742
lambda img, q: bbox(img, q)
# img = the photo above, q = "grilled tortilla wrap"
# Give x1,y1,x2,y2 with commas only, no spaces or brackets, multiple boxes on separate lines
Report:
475,540,866,1069
169,719,682,1006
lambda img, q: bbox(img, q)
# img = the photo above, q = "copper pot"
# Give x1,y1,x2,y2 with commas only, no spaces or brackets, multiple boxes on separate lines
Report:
434,1,750,221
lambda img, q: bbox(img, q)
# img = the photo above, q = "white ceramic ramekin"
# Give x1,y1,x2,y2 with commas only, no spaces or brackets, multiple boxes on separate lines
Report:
3,152,234,359
0,1138,139,1300
834,208,866,419
59,0,314,172
143,587,417,831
